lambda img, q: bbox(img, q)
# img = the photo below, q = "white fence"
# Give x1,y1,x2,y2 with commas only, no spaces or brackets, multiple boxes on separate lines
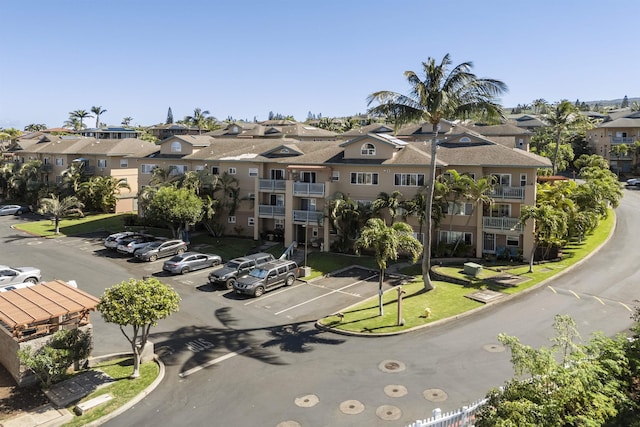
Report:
406,398,487,427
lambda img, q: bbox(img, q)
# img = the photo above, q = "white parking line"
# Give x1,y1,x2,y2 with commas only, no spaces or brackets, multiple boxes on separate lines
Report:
179,346,251,377
243,283,306,305
274,274,378,315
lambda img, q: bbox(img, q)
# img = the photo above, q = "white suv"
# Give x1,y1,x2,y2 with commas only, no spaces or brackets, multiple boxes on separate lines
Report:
0,265,42,289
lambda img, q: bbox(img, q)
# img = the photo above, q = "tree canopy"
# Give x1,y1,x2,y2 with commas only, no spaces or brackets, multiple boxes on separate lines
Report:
144,185,203,238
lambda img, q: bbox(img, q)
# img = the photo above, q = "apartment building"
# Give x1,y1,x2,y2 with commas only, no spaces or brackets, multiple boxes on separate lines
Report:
586,110,640,173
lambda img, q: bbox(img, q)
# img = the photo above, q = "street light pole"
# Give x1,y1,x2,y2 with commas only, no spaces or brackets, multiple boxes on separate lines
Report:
304,218,308,268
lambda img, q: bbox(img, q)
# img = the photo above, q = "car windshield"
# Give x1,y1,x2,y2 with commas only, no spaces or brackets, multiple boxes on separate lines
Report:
249,269,268,279
226,261,241,269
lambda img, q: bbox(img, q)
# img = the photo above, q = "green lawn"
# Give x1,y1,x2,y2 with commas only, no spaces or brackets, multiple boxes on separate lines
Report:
61,358,158,427
318,210,615,334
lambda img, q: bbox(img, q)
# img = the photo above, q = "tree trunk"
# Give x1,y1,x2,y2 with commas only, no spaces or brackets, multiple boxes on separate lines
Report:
422,127,439,291
54,217,60,235
378,268,384,316
528,241,537,273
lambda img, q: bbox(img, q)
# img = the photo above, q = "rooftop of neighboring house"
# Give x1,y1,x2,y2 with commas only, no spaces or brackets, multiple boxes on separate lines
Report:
597,111,640,128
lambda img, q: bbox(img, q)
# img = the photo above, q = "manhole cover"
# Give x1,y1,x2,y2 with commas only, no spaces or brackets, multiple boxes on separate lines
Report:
379,360,406,373
376,405,402,420
423,388,448,402
294,394,319,408
277,422,302,427
339,400,364,415
483,343,505,352
384,384,408,397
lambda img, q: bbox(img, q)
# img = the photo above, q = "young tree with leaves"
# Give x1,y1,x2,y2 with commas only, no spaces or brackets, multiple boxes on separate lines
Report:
98,278,180,378
38,194,84,234
144,186,203,238
354,218,422,316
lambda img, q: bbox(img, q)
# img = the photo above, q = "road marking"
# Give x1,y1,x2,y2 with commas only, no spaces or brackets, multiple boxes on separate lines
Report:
547,286,557,294
593,296,605,305
179,346,251,378
242,283,305,305
274,274,378,315
619,302,633,312
569,290,581,299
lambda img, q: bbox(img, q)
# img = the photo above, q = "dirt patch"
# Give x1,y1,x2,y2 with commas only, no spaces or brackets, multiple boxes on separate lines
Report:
0,364,48,421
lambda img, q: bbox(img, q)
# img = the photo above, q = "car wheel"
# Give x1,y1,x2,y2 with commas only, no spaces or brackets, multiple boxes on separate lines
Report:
24,277,38,284
149,254,158,262
254,286,265,297
225,278,237,289
177,247,186,255
285,275,295,286
210,261,218,268
181,267,190,275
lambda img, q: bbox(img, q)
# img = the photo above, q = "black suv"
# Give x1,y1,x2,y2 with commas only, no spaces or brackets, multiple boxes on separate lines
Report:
208,252,275,289
233,260,299,297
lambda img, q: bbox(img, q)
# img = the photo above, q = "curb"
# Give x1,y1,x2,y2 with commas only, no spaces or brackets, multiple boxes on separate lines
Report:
316,211,617,337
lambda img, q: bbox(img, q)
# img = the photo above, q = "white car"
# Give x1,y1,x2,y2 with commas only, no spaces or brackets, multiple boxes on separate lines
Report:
0,265,42,288
0,205,28,216
626,178,640,187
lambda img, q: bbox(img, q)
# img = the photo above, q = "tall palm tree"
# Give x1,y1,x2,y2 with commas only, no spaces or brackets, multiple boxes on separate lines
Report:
69,110,93,131
121,117,133,126
326,192,362,253
544,100,581,175
90,106,107,128
38,194,84,234
185,108,211,134
367,54,507,290
354,218,422,316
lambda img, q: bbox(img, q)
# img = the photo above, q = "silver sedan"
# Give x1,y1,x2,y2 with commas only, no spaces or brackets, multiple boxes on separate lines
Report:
162,252,222,274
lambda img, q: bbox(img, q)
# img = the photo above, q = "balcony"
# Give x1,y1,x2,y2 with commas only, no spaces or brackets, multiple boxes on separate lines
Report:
258,205,286,218
483,216,522,232
258,179,286,192
611,137,636,144
293,182,325,197
293,210,323,224
41,164,53,172
490,186,525,200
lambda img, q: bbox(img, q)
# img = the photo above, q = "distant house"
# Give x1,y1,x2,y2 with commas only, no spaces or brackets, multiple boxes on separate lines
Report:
78,126,142,140
147,123,200,140
586,111,640,173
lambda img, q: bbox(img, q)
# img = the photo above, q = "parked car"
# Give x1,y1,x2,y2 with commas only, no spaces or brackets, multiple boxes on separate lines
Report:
0,265,42,288
0,205,29,216
0,282,38,292
117,235,160,255
626,178,640,186
163,252,222,274
135,239,188,262
208,252,275,289
104,231,152,250
233,260,299,297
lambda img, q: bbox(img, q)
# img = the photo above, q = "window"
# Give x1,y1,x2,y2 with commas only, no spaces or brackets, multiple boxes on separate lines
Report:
228,216,236,224
520,173,527,187
361,143,376,156
195,165,204,171
228,167,237,175
249,168,258,177
55,158,64,166
447,202,473,216
312,228,318,238
98,159,107,168
141,164,157,174
439,231,472,245
248,192,255,200
55,176,63,184
170,141,182,153
490,204,511,217
120,159,128,168
350,172,379,185
355,199,372,207
211,166,219,175
300,171,316,183
274,219,284,229
394,173,425,186
248,217,255,226
492,174,511,186
331,171,340,181
270,169,285,180
169,165,187,175
43,157,49,164
506,235,519,246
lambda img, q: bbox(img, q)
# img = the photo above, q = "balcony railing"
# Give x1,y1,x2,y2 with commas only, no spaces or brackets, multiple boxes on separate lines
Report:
293,182,325,197
258,205,286,218
611,137,636,144
258,179,286,192
293,210,323,224
483,216,522,232
490,186,525,200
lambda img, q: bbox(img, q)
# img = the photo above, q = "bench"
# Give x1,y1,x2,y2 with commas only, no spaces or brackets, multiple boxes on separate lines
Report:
74,393,113,415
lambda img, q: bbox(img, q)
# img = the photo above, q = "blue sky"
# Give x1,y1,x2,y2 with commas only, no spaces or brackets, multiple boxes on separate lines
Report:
1,0,638,130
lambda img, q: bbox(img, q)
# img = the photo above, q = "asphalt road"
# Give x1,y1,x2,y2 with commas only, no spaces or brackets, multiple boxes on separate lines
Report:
1,190,638,426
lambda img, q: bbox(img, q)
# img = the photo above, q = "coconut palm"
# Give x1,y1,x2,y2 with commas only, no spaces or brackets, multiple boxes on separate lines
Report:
368,54,507,290
38,194,84,234
520,204,568,273
543,100,582,175
9,160,43,204
354,218,422,316
61,161,88,195
79,176,130,212
121,117,133,126
185,108,211,134
90,106,107,128
326,192,362,252
69,110,93,130
372,190,403,224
